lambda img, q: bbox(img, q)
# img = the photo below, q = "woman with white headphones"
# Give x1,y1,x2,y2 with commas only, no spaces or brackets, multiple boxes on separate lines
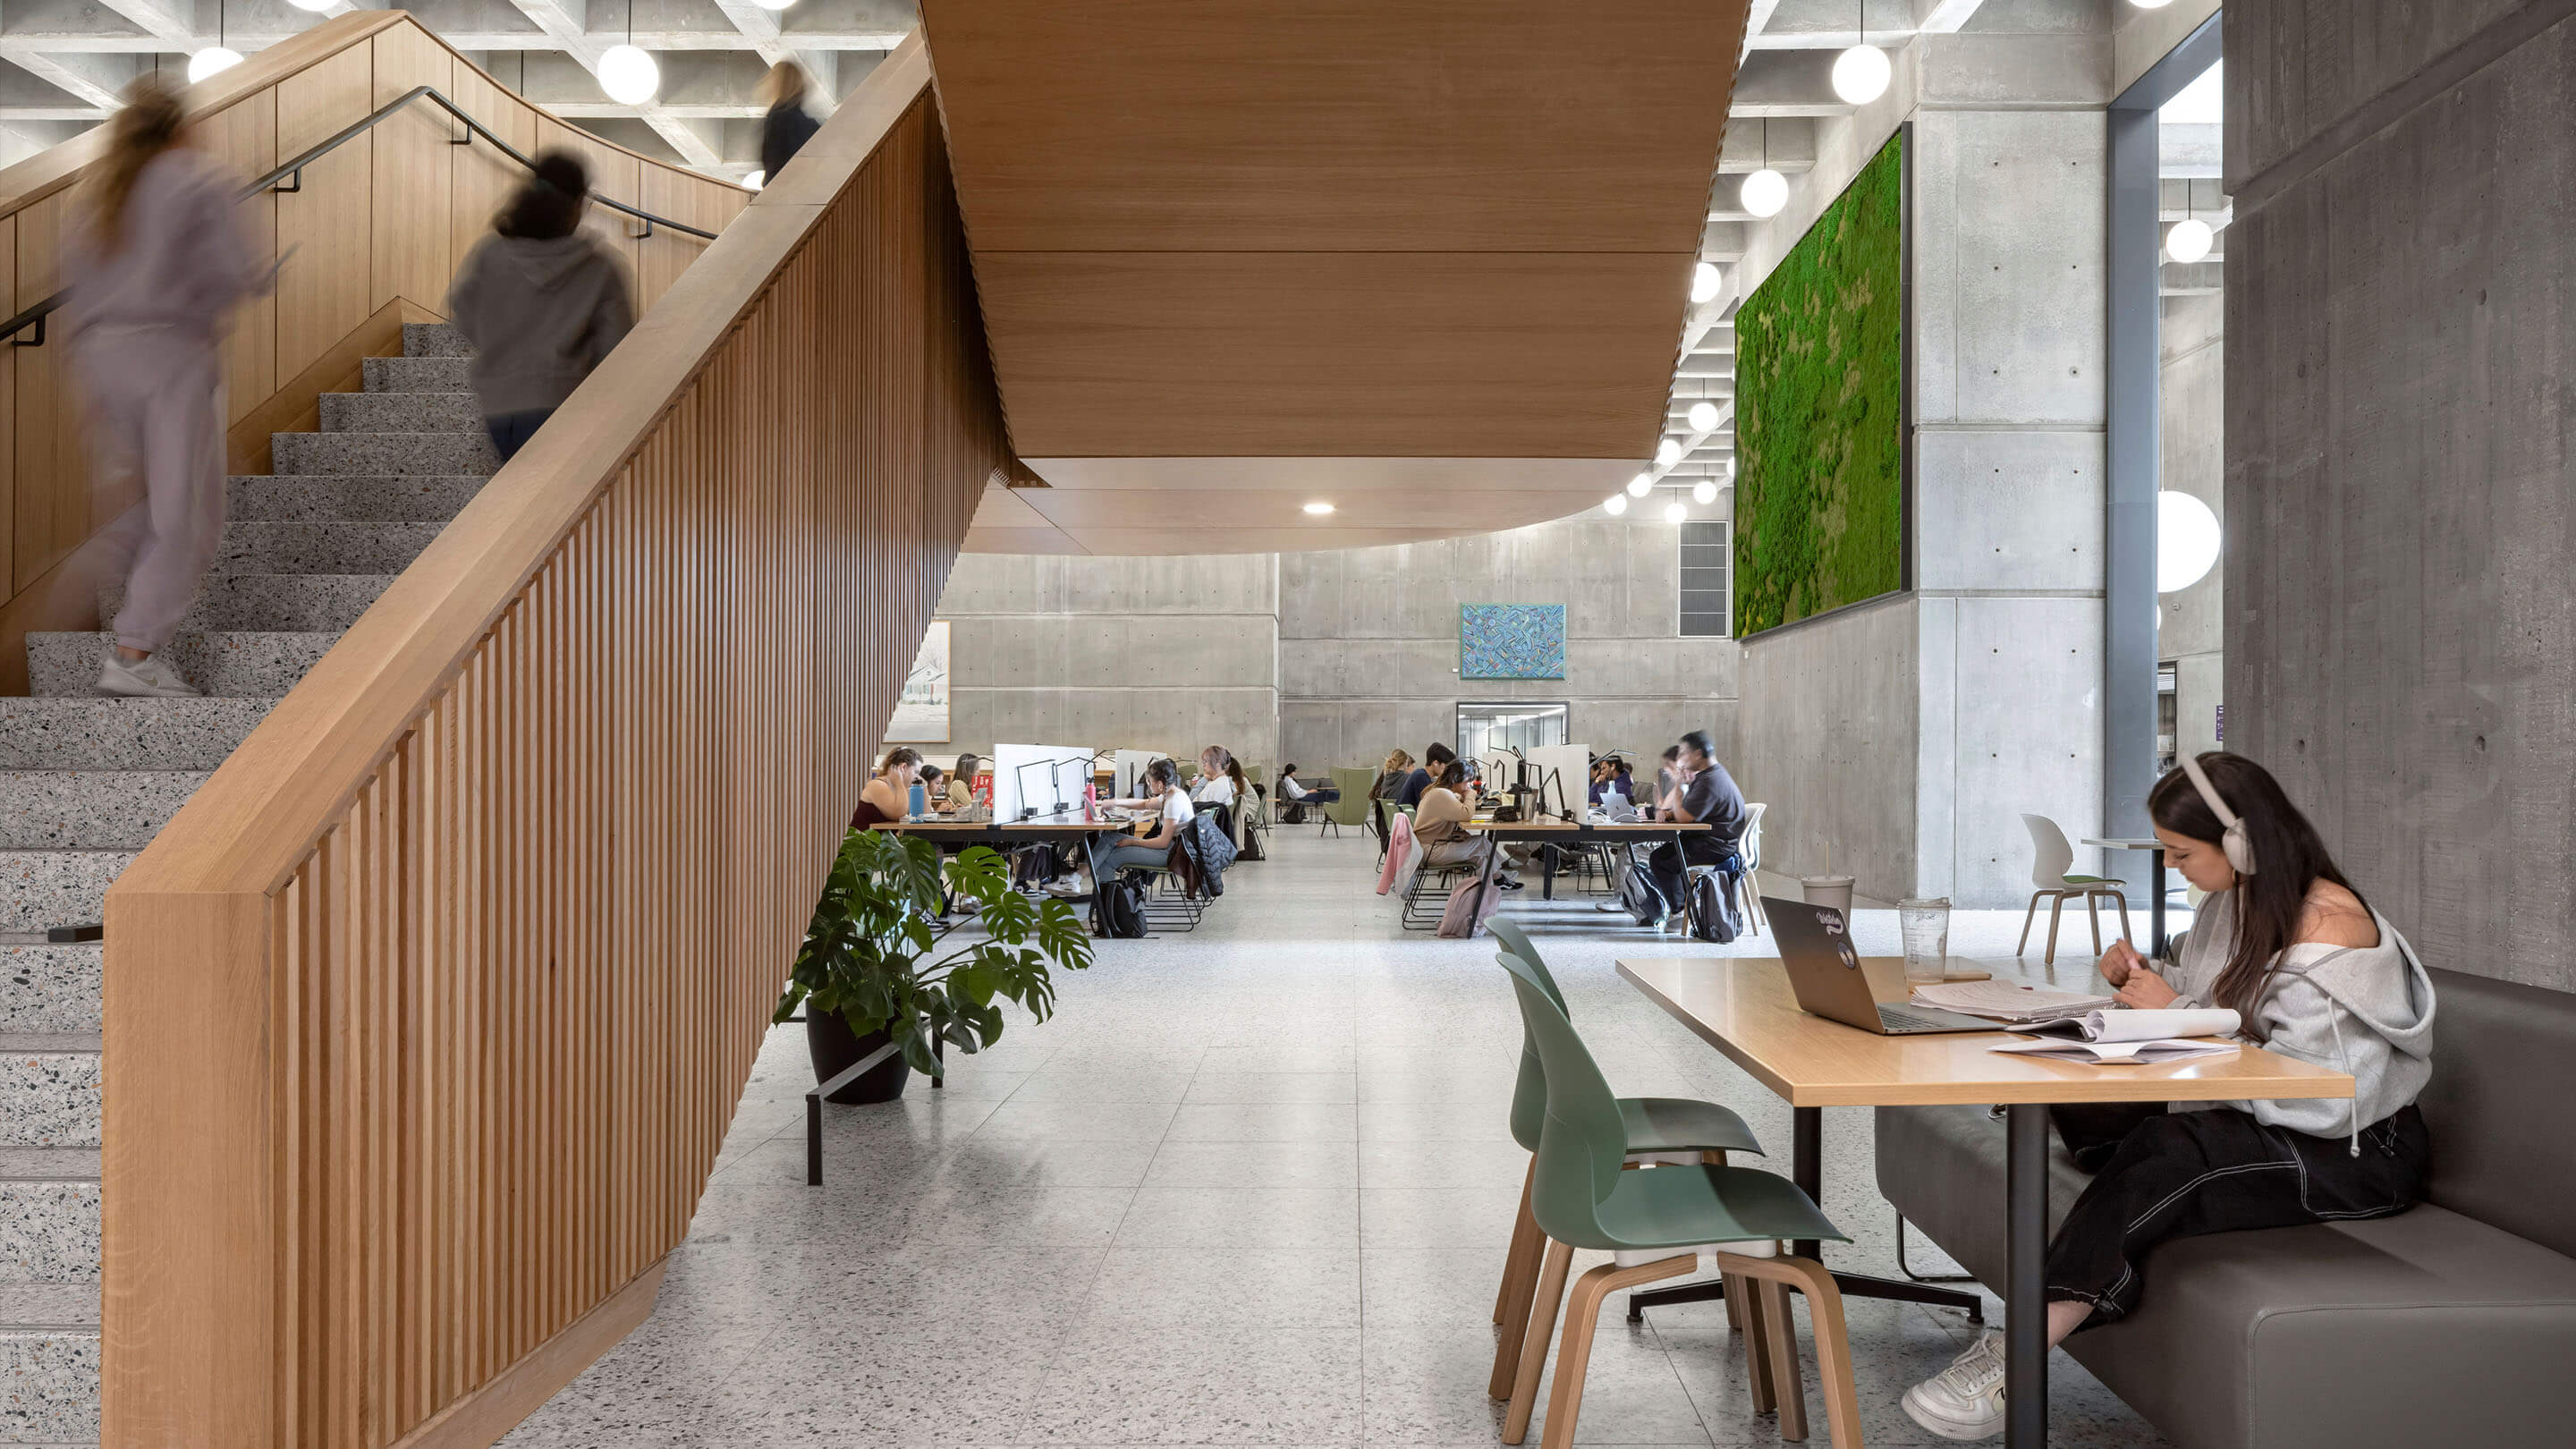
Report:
1904,750,2438,1442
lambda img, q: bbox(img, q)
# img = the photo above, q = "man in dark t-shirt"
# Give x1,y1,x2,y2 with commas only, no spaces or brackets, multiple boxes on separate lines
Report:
1648,729,1747,918
1394,742,1455,808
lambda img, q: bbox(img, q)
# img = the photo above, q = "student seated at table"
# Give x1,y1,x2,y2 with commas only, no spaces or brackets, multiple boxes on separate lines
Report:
946,753,982,811
1369,749,1413,804
1276,763,1337,822
1644,744,1682,818
1411,760,1520,890
1900,750,2436,1442
1395,742,1455,807
1589,755,1635,808
1192,746,1244,809
850,747,919,829
1099,757,1194,876
916,765,947,811
1644,730,1746,916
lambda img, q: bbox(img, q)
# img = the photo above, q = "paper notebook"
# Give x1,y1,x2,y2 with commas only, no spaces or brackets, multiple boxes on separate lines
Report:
1989,1007,2243,1066
1989,1037,2237,1065
1907,979,2117,1023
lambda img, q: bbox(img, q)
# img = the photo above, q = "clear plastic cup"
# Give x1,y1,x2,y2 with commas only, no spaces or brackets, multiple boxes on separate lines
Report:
1900,897,1953,983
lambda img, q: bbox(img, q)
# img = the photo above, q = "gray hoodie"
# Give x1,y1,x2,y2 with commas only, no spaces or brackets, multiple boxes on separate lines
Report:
64,148,269,346
445,232,634,419
2162,889,2436,1152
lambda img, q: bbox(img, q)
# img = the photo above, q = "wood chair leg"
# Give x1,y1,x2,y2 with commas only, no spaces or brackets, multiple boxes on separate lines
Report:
2016,892,2043,954
2087,891,2104,955
1719,1252,1865,1449
1758,1275,1808,1441
1538,1255,1696,1449
1727,1271,1775,1413
1503,1239,1574,1445
2044,893,2067,964
1488,1162,1545,1400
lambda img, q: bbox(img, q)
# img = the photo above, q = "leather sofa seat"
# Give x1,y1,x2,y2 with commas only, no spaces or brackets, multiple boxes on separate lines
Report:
1875,967,2576,1449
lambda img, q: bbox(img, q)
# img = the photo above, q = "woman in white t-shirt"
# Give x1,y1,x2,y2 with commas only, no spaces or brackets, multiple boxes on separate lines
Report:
1191,746,1241,808
1102,758,1194,874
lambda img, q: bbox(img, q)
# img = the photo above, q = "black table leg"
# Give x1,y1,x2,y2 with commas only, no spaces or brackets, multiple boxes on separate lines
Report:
1626,1105,1985,1322
2005,1103,2049,1448
2148,850,2168,957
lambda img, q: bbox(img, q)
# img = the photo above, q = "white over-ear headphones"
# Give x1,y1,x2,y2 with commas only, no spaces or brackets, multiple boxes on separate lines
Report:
2176,752,2257,877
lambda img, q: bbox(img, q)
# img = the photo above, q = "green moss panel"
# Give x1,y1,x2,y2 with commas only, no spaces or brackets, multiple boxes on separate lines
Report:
1733,131,1905,637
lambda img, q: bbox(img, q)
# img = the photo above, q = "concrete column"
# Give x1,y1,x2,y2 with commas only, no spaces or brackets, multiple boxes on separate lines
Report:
2225,1,2576,992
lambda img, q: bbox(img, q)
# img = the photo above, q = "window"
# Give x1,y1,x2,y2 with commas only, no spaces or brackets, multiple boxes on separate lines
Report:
1455,702,1570,763
1679,521,1731,637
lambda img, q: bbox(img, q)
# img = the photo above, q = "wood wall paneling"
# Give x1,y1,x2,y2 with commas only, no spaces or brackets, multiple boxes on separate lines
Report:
445,64,536,290
208,90,281,426
369,26,456,309
105,43,998,1448
1,214,13,592
537,120,644,301
275,47,378,383
11,194,93,593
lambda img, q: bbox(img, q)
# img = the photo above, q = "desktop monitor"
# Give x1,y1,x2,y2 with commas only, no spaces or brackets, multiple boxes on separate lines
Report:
990,742,1095,820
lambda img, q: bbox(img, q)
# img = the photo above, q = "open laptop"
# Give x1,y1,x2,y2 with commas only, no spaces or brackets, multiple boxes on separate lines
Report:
1761,897,1995,1036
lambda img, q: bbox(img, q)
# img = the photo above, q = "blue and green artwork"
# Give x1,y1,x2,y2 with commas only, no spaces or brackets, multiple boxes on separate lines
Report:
1460,605,1567,681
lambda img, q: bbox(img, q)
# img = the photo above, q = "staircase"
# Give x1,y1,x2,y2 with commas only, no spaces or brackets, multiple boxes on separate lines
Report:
0,322,491,1444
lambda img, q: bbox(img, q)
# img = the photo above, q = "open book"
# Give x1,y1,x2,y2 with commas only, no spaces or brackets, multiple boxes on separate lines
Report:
1908,979,2117,1024
1990,1007,2243,1065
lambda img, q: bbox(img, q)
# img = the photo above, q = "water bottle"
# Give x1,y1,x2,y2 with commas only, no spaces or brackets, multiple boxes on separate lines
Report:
908,782,928,819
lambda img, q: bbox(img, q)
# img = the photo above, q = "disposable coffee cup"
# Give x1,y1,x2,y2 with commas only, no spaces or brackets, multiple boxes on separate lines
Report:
1801,875,1856,920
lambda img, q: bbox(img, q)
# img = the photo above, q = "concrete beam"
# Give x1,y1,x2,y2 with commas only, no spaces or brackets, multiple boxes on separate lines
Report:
1729,48,1858,116
4,49,130,107
90,0,190,43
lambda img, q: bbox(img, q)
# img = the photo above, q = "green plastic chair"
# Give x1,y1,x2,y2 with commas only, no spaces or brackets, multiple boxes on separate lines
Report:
1482,919,1766,1400
1496,952,1861,1449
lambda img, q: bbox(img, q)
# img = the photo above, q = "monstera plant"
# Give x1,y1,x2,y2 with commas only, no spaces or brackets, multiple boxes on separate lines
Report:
777,828,1092,1102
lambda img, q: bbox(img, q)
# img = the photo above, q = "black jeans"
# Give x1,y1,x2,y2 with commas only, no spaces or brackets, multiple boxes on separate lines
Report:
1647,835,1738,914
485,407,556,462
2044,1101,2429,1330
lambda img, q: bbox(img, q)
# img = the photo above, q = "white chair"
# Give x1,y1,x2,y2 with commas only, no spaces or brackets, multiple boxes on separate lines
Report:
2018,814,2132,964
1738,802,1768,936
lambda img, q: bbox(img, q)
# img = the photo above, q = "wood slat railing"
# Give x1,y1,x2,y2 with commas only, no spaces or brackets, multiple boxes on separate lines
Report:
101,31,1004,1448
0,11,749,693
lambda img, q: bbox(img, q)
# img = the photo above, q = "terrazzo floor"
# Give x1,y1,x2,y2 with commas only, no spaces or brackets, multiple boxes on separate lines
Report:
500,827,2179,1447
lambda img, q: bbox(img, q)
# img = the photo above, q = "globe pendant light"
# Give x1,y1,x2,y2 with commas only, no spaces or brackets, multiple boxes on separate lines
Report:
2156,490,2221,592
1656,438,1682,468
1626,472,1653,498
286,0,335,14
1690,260,1722,305
1687,400,1721,434
1665,499,1690,524
1603,494,1629,517
2165,181,2214,263
1741,119,1788,218
1832,1,1891,106
190,0,242,82
749,0,797,11
742,168,767,191
600,0,659,106
1692,479,1718,505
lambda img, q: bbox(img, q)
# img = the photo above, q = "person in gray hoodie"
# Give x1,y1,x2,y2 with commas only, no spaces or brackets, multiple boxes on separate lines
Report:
445,151,633,462
1903,750,2436,1442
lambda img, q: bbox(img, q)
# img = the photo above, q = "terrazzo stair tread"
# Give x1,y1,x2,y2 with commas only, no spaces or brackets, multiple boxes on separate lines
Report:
270,431,496,478
362,354,471,393
0,774,207,852
0,949,99,1036
225,474,484,522
0,1179,98,1285
0,1320,99,1444
319,390,479,435
0,1037,102,1149
101,572,394,634
215,521,444,575
26,631,336,699
0,699,272,771
401,321,470,357
0,857,130,936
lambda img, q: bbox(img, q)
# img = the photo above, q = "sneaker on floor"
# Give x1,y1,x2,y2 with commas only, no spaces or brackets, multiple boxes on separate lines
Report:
1902,1330,2007,1441
97,653,199,699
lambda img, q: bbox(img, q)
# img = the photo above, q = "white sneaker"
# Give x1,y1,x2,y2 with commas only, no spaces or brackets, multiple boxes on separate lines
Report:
97,653,199,699
1902,1331,2007,1441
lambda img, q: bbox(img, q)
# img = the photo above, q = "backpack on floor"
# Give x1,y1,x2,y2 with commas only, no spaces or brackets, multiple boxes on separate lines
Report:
1617,849,1666,927
1093,873,1148,938
1436,877,1502,938
1684,869,1741,944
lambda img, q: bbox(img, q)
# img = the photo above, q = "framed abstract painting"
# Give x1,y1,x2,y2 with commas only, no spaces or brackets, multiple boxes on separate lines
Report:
1460,604,1566,681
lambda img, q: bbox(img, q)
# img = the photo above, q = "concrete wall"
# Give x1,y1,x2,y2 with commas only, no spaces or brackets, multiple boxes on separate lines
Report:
1276,513,1735,774
1734,11,2114,908
2226,3,2576,992
2159,291,2224,759
933,554,1280,765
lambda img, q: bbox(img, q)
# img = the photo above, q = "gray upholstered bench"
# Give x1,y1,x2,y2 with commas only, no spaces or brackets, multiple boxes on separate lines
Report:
1875,967,2576,1449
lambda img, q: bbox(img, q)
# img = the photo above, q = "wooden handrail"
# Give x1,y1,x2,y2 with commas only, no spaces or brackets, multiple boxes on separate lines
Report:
103,28,1005,1448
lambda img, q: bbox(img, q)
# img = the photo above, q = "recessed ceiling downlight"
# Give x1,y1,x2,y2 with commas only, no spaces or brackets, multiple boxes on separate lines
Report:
1301,502,1335,515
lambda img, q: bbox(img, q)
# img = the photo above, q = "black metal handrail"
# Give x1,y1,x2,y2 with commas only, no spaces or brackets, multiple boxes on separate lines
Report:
0,83,724,348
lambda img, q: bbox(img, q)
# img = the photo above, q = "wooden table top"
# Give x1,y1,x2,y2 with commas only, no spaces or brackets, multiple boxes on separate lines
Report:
1615,955,2354,1107
1463,818,1709,834
870,814,1136,834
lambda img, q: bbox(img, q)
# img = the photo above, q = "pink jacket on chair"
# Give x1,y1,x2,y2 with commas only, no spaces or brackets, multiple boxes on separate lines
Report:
1376,813,1415,894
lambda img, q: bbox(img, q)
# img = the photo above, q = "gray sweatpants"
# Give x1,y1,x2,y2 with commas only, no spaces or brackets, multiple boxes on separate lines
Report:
77,333,225,655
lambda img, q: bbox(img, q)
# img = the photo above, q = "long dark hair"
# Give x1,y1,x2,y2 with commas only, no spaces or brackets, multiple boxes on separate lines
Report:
496,150,589,240
2148,751,2368,1030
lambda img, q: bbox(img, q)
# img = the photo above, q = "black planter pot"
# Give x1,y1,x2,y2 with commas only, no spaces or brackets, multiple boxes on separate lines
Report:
805,1009,911,1104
